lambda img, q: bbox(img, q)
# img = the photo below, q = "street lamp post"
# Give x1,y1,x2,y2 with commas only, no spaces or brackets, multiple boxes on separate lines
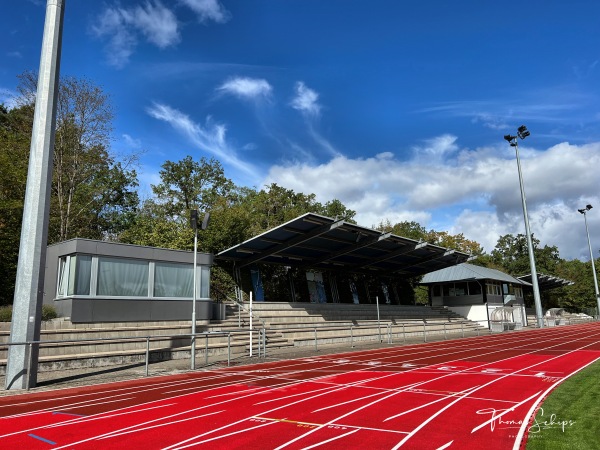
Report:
190,209,198,369
504,126,544,328
578,204,600,319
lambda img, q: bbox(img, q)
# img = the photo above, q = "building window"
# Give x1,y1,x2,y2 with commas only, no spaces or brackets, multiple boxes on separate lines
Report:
486,282,501,296
432,285,441,297
468,281,482,295
97,257,149,297
154,262,193,298
56,255,92,297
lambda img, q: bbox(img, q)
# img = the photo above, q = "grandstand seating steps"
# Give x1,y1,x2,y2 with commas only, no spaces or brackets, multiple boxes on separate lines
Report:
1,302,482,373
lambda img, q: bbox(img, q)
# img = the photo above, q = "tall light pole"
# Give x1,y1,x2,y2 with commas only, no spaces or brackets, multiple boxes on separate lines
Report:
578,204,600,318
190,209,198,369
6,0,65,390
504,125,544,328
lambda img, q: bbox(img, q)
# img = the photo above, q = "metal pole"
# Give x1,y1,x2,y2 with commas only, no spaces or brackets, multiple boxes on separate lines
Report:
227,333,231,366
262,327,266,357
376,295,381,342
444,323,447,340
314,328,318,351
6,0,65,391
26,343,34,391
582,211,600,318
423,322,427,342
351,325,354,348
402,323,406,344
461,322,464,338
514,140,544,328
205,333,208,366
145,337,150,377
249,291,253,357
191,226,197,369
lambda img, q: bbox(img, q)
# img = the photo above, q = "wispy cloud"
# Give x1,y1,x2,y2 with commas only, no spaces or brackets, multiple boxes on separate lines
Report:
216,77,273,101
91,0,230,68
179,0,230,24
290,81,321,117
146,102,255,176
122,133,142,149
92,1,179,68
6,51,22,59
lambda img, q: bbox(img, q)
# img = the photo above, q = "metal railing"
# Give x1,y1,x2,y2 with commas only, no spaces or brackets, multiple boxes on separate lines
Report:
1,328,269,390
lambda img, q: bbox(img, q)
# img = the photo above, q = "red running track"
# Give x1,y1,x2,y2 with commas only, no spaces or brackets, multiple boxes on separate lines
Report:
1,322,599,449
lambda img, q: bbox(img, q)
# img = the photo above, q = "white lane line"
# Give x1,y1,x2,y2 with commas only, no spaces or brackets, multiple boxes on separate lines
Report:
511,353,600,450
384,385,480,422
394,326,600,449
471,390,542,433
162,419,278,450
300,428,359,449
437,440,454,449
98,410,225,440
0,401,170,441
271,327,600,450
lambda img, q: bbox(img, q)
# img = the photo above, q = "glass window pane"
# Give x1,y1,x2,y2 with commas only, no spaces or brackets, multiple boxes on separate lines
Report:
57,257,68,297
468,281,482,295
97,257,149,297
200,266,210,298
155,262,193,298
75,255,92,295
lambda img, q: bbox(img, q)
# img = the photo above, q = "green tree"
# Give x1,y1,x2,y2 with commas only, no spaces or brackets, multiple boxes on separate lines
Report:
490,233,560,276
0,104,33,305
17,72,140,242
151,155,234,218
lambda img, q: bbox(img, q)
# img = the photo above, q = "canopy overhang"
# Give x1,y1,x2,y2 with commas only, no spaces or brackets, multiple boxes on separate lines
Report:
517,273,574,291
217,213,471,278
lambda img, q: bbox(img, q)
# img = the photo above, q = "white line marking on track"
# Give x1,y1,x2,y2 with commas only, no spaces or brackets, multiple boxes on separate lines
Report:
384,385,480,422
437,440,454,449
163,419,278,450
98,410,225,440
300,428,359,449
471,390,542,433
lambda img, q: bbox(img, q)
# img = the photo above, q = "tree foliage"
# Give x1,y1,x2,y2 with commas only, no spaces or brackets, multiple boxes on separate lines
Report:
17,72,140,242
0,73,140,304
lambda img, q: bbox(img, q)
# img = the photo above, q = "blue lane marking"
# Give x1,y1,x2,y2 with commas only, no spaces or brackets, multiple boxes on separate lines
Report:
28,434,57,445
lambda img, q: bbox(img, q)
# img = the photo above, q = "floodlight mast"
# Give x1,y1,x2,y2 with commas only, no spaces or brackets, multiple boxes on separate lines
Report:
190,209,198,370
504,126,544,328
578,205,600,318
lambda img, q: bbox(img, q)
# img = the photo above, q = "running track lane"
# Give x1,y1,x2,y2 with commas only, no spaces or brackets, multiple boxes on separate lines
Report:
1,322,599,449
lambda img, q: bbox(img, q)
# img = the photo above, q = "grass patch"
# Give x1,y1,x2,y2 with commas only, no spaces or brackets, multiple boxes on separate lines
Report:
526,359,600,450
0,304,58,322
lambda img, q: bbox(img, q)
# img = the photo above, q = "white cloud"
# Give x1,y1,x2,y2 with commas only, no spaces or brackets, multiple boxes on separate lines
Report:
217,77,272,100
263,138,600,260
179,0,230,23
122,134,142,149
290,81,321,117
146,102,256,177
92,1,180,68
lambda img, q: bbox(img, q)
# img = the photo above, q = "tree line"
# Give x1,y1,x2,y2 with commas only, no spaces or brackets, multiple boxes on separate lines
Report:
1,74,598,312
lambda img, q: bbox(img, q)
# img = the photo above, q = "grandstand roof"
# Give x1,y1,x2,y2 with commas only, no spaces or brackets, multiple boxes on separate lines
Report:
420,263,531,286
517,273,574,291
217,213,470,278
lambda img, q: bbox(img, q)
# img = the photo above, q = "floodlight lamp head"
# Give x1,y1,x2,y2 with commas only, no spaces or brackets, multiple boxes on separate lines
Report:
578,208,587,214
586,204,593,211
517,125,530,139
504,134,515,142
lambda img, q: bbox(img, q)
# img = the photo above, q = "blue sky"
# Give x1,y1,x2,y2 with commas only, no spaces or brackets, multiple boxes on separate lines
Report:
2,0,600,260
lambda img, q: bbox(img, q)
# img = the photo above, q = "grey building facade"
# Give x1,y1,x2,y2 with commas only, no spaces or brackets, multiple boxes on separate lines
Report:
44,239,214,323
